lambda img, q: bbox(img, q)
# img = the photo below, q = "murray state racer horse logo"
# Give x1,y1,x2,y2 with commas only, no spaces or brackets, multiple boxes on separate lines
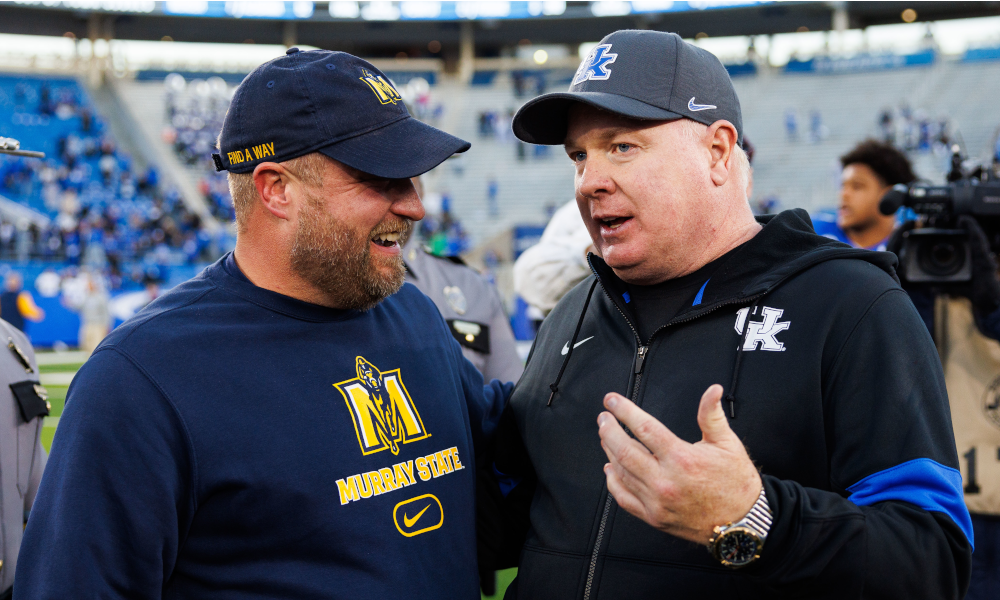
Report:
335,356,430,456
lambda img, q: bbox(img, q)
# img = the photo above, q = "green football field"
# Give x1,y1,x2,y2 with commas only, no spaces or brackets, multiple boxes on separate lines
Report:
34,350,517,599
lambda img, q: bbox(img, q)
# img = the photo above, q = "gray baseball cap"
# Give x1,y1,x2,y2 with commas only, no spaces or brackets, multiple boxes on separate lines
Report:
512,30,743,145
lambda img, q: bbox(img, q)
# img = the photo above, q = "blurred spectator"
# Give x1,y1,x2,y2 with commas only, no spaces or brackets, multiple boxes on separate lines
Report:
108,275,163,324
159,74,236,221
882,103,953,154
419,193,469,257
809,109,828,144
34,268,61,298
754,195,779,215
76,272,111,352
486,176,499,217
0,272,44,333
879,108,895,144
784,108,798,141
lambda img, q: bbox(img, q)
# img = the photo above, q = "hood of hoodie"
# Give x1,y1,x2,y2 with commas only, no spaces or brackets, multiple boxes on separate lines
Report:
588,208,899,323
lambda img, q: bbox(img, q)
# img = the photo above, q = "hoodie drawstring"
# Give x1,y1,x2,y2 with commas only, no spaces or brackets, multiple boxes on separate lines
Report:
548,279,599,406
726,300,759,419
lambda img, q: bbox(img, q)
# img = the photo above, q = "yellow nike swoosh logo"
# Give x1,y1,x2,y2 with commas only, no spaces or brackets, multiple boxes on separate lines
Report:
403,503,432,527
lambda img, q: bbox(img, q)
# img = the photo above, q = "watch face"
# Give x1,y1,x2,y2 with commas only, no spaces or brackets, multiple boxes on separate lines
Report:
714,528,762,568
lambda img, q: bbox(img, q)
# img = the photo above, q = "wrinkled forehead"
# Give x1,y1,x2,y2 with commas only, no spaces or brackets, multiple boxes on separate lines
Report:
563,103,686,148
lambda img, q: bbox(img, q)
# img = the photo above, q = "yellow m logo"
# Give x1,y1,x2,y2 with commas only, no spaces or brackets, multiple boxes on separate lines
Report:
360,70,402,105
335,356,430,455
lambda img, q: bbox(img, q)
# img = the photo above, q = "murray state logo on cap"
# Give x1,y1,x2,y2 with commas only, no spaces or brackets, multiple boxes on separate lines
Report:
360,69,402,105
573,44,618,85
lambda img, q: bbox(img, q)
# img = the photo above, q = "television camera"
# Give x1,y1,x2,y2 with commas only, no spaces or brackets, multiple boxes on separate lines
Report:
879,145,1000,284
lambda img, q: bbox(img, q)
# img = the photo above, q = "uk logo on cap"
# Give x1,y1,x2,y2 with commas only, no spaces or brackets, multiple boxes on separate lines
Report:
573,44,618,85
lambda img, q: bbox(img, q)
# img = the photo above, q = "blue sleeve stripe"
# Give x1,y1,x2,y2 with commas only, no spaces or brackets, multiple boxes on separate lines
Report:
847,458,974,549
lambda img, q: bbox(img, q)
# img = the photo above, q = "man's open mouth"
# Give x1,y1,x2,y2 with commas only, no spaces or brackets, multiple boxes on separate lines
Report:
372,232,401,248
600,217,631,230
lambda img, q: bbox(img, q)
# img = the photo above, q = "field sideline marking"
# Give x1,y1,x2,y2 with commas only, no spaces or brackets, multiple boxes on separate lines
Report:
35,351,90,366
40,372,75,386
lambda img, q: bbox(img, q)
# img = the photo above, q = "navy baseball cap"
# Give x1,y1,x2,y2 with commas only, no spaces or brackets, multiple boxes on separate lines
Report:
512,30,743,146
214,48,470,179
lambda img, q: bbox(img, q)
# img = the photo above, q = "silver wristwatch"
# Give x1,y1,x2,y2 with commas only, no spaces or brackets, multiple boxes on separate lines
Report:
709,487,772,568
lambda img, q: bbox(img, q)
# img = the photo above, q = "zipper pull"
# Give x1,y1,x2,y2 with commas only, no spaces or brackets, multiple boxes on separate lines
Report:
634,345,648,375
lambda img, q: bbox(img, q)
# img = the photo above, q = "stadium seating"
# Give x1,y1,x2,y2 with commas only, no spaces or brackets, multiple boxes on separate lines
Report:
733,58,1000,214
0,74,220,285
114,55,1000,249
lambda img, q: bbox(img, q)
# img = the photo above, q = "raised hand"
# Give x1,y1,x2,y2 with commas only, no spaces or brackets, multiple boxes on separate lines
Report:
597,384,762,544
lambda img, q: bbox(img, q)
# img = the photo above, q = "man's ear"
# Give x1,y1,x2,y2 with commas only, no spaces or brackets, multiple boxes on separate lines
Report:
706,121,739,187
252,162,293,221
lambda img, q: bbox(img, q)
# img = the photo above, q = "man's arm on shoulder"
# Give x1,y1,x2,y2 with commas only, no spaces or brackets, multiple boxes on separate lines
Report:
747,288,971,599
14,348,195,600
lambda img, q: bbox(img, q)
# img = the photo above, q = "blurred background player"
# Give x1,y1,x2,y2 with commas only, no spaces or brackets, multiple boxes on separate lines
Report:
812,139,916,250
0,273,44,336
0,316,47,600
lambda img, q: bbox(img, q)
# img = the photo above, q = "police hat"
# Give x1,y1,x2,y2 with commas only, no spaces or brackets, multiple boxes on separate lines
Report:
214,48,470,179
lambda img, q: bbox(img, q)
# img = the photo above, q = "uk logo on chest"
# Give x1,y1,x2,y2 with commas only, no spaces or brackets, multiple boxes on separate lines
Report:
734,306,791,351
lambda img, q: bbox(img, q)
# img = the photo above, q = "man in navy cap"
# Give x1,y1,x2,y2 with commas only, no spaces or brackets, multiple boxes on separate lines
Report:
15,49,509,600
485,30,971,598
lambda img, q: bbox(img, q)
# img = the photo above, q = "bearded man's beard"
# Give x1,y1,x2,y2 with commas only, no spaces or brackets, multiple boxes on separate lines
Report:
290,198,411,311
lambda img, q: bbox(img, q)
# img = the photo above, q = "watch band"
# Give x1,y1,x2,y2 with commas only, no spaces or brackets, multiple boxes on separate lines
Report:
739,487,773,540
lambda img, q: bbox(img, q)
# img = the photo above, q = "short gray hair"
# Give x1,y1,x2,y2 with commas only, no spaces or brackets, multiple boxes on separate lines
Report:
679,118,750,198
226,153,327,232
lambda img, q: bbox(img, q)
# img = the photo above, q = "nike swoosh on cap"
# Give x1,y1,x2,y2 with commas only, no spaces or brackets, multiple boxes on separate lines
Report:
404,503,432,527
688,97,717,112
561,336,595,356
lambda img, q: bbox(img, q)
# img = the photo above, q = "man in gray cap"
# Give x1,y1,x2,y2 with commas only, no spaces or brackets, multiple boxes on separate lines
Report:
0,319,47,600
16,49,510,600
485,30,971,598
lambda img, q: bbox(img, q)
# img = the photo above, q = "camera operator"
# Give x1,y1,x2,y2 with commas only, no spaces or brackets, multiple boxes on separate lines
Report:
880,150,1000,599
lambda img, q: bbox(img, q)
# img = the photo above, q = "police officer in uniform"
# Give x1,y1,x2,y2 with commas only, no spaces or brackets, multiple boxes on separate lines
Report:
403,179,523,385
0,318,48,600
402,239,522,384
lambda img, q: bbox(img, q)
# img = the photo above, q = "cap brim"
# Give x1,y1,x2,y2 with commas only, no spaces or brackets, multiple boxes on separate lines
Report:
319,116,470,179
513,92,683,145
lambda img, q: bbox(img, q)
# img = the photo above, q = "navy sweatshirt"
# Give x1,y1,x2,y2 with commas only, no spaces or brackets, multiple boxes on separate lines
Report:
15,254,510,600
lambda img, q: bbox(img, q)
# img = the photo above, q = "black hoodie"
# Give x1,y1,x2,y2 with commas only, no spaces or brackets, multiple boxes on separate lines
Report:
483,210,972,599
